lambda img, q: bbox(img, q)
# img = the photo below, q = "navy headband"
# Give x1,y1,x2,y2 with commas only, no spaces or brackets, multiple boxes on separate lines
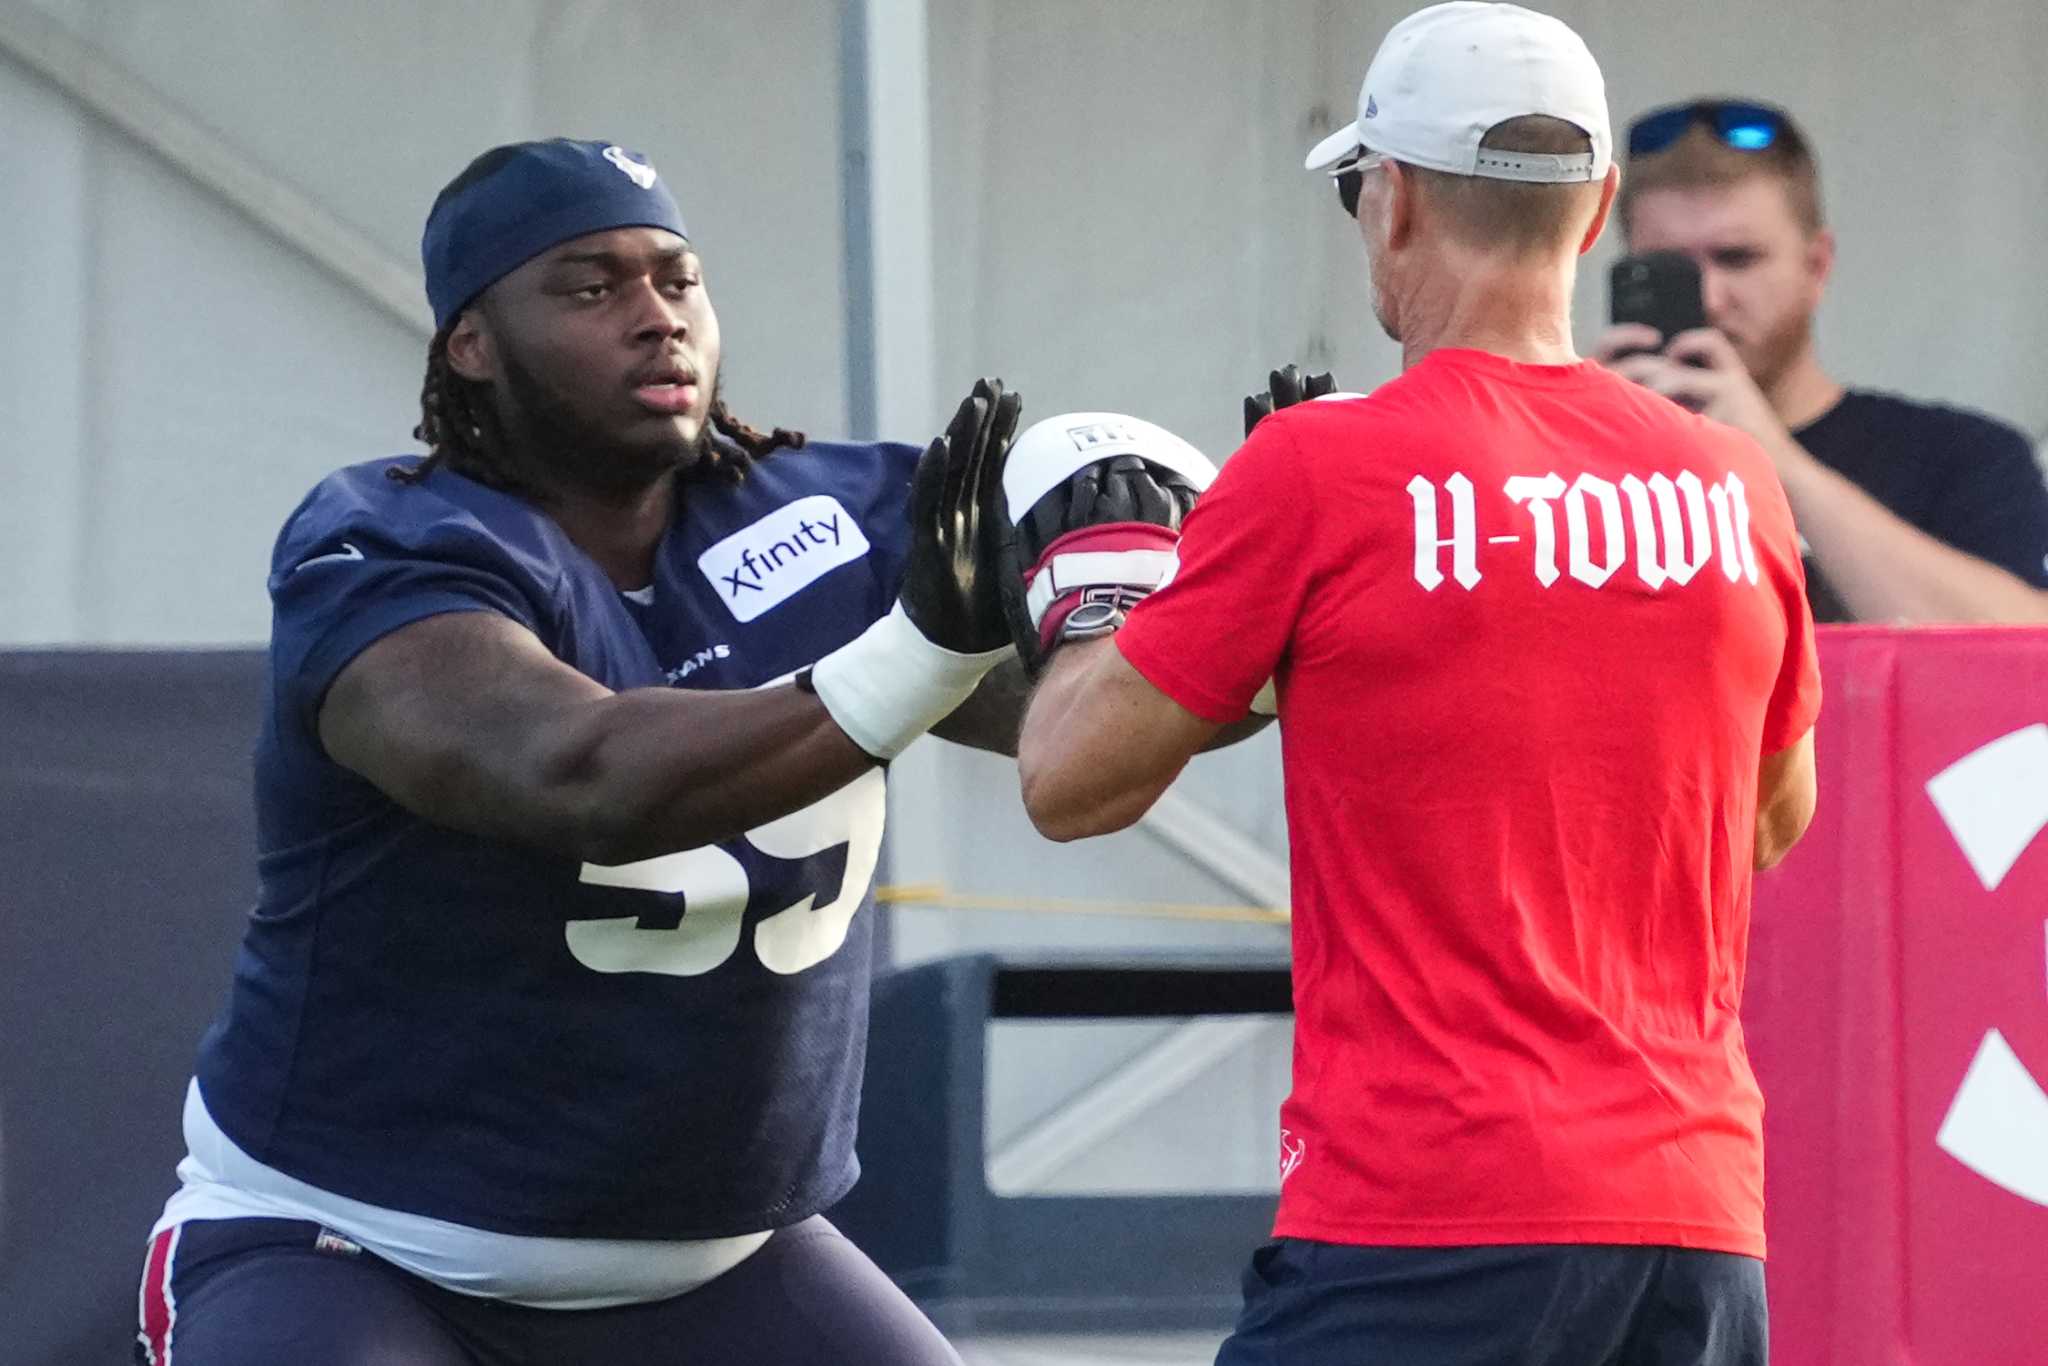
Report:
421,138,689,330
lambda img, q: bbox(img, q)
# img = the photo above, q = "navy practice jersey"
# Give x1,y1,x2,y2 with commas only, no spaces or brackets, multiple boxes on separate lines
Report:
194,439,920,1240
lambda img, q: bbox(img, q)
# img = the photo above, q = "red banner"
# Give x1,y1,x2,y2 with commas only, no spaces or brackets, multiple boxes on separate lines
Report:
1747,627,2048,1366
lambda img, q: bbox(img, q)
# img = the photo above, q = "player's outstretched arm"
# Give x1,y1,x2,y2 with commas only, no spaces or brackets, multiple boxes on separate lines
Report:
321,612,878,864
322,378,1023,863
1017,637,1220,841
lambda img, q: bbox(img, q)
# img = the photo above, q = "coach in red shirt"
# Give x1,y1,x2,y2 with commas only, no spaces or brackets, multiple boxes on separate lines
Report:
1011,4,1820,1363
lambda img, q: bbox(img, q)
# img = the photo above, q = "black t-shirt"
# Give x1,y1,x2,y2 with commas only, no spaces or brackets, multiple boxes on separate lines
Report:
1792,389,2048,621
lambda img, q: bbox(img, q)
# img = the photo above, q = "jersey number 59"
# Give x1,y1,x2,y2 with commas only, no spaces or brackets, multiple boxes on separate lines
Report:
565,767,887,978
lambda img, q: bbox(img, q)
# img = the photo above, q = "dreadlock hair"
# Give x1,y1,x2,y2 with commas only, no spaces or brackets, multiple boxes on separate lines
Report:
392,326,805,496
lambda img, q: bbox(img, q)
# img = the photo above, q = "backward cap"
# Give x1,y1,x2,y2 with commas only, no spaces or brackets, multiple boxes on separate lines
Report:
1303,3,1611,184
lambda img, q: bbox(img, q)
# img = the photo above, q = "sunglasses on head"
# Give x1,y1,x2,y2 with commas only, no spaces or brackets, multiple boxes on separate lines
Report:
1626,100,1792,158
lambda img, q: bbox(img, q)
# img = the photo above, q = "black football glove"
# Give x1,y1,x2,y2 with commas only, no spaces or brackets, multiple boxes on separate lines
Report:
1243,364,1337,437
806,378,1021,760
1008,453,1200,569
900,377,1022,656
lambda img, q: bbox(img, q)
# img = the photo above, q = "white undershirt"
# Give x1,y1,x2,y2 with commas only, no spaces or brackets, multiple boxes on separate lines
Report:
153,1079,771,1309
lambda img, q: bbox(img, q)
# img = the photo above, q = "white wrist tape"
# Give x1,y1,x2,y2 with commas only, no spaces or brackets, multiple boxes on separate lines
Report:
810,603,1012,759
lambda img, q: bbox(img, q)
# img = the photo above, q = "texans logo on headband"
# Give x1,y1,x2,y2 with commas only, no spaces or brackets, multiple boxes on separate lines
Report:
602,145,659,189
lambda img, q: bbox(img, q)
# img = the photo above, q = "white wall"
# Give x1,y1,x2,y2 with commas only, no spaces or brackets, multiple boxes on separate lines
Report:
1,0,848,644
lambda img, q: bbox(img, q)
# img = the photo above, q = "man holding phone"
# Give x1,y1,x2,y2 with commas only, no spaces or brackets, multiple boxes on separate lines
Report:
1596,100,2048,622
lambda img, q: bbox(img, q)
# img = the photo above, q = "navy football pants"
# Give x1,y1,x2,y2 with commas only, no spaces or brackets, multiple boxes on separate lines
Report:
1216,1241,1766,1366
136,1216,962,1366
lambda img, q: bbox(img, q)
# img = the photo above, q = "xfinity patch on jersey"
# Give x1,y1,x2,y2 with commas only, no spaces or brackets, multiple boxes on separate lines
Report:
697,495,870,622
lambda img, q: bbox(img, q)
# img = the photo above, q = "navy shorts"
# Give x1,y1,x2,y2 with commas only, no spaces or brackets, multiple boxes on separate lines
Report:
1216,1240,1766,1366
135,1215,962,1366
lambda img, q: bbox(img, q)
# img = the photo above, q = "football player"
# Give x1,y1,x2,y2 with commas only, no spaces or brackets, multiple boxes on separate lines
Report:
135,137,1026,1366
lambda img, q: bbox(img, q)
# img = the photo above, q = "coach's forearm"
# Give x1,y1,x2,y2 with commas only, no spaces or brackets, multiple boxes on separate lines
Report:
1019,640,1195,842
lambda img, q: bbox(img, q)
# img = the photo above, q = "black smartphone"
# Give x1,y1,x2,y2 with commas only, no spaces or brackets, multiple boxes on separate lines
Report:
1609,251,1707,354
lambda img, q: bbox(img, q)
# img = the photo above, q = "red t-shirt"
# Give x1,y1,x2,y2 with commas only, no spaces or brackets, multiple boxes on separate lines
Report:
1116,348,1821,1258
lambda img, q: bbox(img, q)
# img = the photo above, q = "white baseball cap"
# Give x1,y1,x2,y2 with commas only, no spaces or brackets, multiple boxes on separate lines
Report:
1304,2,1612,184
